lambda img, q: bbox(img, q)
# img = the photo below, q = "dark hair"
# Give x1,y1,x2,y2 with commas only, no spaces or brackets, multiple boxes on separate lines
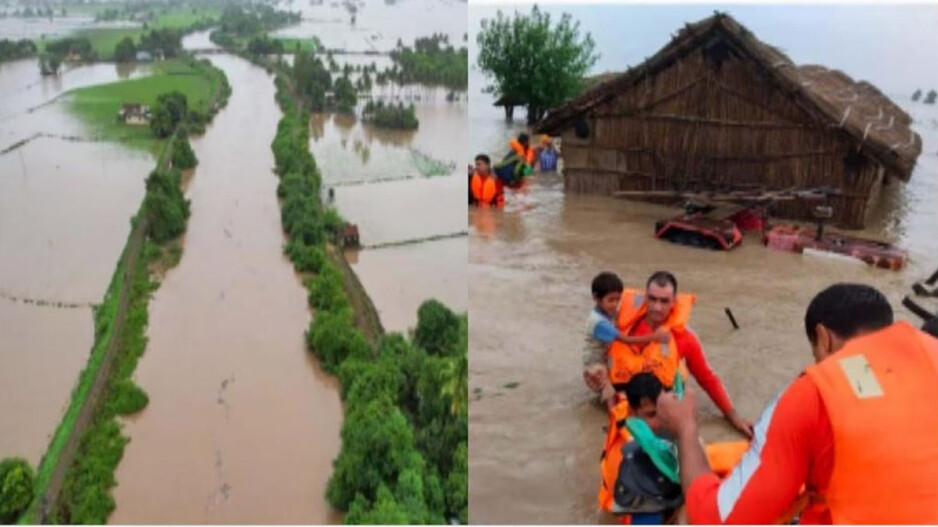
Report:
475,153,490,164
624,373,663,410
592,272,624,299
518,133,529,145
804,283,893,344
646,271,678,293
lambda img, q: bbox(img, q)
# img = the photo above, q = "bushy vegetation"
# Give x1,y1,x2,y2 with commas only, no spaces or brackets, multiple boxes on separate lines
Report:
0,39,37,63
333,75,358,114
171,134,198,169
218,3,299,36
45,37,96,61
150,91,189,138
361,100,418,130
292,51,333,111
0,458,35,523
386,34,467,90
143,166,190,243
247,35,285,55
113,36,137,63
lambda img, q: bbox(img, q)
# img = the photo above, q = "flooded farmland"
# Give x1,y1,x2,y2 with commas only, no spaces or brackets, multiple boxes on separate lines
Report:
298,0,468,332
0,56,153,465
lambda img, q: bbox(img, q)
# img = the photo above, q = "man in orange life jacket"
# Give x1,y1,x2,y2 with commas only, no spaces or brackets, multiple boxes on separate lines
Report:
470,154,504,208
657,283,938,524
610,271,754,439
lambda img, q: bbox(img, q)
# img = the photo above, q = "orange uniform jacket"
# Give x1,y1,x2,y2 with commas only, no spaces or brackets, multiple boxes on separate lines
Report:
686,322,938,524
470,171,504,208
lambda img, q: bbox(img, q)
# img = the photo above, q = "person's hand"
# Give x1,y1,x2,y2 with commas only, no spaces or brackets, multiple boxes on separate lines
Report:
583,369,605,393
656,388,699,439
653,326,671,344
725,410,755,439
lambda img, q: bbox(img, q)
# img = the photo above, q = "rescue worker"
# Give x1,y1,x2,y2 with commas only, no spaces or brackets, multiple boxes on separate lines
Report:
536,135,559,172
608,271,753,438
470,154,504,208
657,283,938,524
509,132,536,166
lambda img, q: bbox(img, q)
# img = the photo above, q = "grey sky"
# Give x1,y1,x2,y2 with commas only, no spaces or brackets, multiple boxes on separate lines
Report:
469,4,938,96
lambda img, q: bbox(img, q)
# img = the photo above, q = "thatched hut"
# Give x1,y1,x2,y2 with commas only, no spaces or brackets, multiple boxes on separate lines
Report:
534,13,922,228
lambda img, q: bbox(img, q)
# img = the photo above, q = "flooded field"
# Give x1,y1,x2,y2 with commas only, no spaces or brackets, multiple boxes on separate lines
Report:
303,0,468,332
110,50,342,523
466,6,938,523
272,0,465,53
0,58,154,465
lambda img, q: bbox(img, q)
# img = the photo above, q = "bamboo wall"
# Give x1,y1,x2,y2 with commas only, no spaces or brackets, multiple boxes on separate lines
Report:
559,41,881,228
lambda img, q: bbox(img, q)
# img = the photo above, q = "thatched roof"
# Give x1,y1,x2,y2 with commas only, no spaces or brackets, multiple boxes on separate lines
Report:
535,12,922,180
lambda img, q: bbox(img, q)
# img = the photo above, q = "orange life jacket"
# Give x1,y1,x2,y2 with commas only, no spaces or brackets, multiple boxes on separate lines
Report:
804,321,938,524
509,138,536,166
470,172,503,208
607,289,696,388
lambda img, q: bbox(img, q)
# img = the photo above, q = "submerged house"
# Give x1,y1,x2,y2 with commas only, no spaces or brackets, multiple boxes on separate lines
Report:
117,103,151,125
534,13,921,228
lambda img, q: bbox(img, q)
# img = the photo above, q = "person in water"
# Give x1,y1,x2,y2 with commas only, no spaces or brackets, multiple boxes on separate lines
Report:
536,135,559,172
656,283,938,524
584,272,670,409
470,154,504,208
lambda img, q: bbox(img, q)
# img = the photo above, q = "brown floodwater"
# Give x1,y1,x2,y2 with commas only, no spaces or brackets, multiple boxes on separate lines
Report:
109,52,342,523
302,0,468,332
467,63,938,527
272,0,466,54
0,58,154,465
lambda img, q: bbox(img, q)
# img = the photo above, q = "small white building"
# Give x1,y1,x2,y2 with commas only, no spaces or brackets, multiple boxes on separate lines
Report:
117,103,151,125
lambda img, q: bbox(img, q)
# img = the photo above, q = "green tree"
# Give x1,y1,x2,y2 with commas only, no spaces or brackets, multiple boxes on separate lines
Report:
333,75,357,114
0,457,36,523
149,91,188,138
113,36,136,62
477,4,599,123
413,299,460,357
171,134,198,170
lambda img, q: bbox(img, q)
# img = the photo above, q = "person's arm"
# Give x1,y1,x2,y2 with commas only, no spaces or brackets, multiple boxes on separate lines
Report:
678,330,752,437
658,376,826,524
616,326,668,345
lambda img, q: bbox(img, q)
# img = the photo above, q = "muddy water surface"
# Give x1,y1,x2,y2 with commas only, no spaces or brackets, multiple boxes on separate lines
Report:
0,59,153,464
110,53,342,523
302,0,468,332
467,49,938,527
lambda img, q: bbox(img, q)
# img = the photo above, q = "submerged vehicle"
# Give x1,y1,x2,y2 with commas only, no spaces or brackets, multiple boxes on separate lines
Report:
616,187,907,270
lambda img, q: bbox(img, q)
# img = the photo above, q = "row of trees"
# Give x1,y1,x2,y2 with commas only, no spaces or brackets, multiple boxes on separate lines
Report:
387,34,467,90
268,67,466,522
0,38,37,63
476,5,599,123
361,100,418,130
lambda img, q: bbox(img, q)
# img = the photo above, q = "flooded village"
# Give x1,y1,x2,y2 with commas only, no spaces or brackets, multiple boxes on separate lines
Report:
467,4,938,524
1,0,467,524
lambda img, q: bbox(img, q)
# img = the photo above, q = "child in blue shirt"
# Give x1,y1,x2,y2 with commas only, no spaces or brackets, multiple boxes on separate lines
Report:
584,272,669,409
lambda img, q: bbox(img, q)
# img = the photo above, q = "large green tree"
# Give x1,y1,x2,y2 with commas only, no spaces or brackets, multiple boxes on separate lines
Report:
113,36,136,63
476,4,599,124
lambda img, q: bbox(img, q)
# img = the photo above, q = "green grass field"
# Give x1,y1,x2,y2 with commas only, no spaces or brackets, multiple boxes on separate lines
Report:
273,37,320,53
72,27,143,60
67,59,221,146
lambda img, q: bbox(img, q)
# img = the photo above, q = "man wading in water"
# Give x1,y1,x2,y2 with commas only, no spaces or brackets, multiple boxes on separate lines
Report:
602,271,753,438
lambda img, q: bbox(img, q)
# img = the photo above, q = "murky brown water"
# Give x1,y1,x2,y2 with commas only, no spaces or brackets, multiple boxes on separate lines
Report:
467,43,938,527
109,53,342,523
0,58,154,465
303,0,468,332
273,0,466,54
